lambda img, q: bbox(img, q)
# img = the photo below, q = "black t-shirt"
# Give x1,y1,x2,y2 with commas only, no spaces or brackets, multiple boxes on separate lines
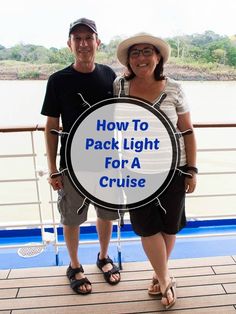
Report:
41,63,116,168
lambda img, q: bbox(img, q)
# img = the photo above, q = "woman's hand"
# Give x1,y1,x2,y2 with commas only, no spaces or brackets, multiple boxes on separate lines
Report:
185,173,197,193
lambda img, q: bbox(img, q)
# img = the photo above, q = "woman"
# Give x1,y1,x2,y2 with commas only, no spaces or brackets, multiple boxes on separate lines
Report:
114,33,197,309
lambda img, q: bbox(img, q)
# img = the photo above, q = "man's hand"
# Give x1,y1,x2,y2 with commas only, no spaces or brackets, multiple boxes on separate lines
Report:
48,173,63,190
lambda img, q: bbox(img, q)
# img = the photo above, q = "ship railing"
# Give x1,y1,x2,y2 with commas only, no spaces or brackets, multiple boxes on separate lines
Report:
0,123,235,255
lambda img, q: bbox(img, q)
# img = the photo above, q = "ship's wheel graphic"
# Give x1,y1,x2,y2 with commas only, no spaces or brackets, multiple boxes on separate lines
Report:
51,95,189,212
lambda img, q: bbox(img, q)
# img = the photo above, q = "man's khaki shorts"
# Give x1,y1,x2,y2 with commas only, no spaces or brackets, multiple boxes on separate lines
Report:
57,174,120,225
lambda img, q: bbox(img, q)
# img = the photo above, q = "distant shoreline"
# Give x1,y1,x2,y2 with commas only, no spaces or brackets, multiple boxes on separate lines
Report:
164,63,236,81
0,62,236,81
117,63,236,81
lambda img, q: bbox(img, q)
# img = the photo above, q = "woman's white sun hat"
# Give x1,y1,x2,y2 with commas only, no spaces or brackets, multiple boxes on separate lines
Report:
117,32,171,65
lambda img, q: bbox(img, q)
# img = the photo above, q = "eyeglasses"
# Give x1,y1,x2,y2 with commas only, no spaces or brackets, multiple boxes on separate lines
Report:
129,47,155,58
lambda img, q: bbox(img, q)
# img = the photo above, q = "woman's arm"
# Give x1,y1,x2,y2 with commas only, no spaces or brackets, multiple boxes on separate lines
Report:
177,112,197,193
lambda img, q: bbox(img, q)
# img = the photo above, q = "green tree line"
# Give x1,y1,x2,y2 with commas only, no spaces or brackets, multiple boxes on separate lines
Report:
0,30,235,67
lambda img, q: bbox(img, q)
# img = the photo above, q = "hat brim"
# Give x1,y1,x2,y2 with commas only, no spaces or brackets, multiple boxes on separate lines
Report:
69,23,97,35
117,33,170,65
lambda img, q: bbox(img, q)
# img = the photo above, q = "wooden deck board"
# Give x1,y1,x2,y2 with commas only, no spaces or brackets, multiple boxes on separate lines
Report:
0,270,10,280
17,282,223,298
223,283,236,293
0,288,17,299
0,255,236,313
11,305,236,314
0,268,216,290
212,265,236,274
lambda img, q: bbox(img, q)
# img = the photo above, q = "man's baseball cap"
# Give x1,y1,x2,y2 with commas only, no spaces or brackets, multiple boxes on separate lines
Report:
69,18,98,36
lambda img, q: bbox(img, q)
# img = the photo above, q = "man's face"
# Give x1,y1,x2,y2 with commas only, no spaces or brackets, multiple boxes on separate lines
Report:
68,25,100,63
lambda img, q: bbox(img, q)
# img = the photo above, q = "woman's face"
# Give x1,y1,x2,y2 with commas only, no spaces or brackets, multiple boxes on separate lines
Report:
128,44,161,78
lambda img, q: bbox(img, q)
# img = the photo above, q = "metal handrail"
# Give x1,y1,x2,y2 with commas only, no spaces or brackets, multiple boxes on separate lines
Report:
1,123,236,133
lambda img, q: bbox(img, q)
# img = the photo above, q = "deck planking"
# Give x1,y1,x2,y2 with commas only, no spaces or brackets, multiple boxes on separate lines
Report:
0,255,235,313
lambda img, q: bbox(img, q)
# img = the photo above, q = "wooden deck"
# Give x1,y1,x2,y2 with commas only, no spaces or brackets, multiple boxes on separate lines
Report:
0,255,236,313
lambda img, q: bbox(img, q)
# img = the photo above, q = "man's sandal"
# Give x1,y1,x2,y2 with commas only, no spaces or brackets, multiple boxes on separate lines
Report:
96,253,121,285
148,277,161,295
161,278,177,309
66,264,92,295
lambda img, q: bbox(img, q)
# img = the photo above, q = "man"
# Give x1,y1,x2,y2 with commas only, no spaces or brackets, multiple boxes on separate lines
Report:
41,18,120,295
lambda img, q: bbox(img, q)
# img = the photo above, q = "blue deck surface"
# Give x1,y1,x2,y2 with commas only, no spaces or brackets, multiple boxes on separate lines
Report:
0,219,236,269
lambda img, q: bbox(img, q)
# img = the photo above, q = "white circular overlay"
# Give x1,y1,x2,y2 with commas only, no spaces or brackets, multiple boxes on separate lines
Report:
66,98,179,210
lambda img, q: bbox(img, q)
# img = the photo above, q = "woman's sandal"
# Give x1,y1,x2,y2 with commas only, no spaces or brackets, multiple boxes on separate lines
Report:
66,264,92,295
161,278,177,309
96,253,121,285
148,277,161,295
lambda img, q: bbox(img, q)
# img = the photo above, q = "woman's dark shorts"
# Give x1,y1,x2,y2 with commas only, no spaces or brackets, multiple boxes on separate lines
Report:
129,167,187,237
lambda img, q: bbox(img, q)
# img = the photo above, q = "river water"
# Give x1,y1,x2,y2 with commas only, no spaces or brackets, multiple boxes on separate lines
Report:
0,80,235,223
0,80,236,126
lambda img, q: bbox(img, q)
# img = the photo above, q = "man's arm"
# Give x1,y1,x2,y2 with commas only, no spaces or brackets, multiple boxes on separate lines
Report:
45,116,63,190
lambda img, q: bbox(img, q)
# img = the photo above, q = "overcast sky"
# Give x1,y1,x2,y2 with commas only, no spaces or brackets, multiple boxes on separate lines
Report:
1,0,235,48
